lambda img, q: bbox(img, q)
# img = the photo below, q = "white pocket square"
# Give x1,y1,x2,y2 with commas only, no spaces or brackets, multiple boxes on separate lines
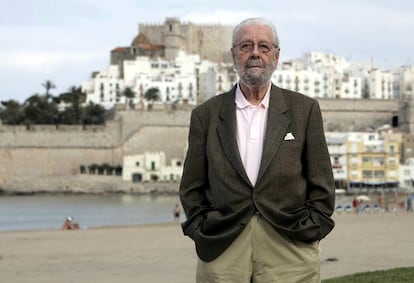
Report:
284,132,295,140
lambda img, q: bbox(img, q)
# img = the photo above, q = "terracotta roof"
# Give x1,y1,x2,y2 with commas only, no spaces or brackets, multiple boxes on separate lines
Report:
131,33,164,51
111,47,129,52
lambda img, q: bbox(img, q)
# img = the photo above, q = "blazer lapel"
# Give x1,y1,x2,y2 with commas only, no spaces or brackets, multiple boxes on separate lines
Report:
257,86,290,183
217,89,252,186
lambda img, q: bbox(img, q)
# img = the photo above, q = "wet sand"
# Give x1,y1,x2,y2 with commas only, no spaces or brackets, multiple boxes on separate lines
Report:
0,212,413,282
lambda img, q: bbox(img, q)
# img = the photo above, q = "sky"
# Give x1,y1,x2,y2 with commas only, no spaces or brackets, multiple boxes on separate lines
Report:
1,0,414,103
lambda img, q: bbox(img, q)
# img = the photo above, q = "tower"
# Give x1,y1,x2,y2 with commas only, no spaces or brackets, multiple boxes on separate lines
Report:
164,17,182,60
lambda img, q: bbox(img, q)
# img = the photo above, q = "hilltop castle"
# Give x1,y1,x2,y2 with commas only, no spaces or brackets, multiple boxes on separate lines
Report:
110,17,233,77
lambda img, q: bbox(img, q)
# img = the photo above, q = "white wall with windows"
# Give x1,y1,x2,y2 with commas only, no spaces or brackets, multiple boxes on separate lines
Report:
399,158,414,189
368,69,393,100
122,152,183,183
82,49,403,109
326,132,348,188
83,51,222,109
82,65,125,109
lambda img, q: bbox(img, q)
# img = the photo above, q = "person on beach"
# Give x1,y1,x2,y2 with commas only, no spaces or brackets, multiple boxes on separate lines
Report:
62,216,80,230
173,204,181,221
407,195,413,212
352,197,359,213
179,17,335,282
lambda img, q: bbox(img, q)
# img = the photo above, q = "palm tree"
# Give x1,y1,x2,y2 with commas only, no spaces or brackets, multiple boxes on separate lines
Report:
42,80,56,96
58,86,86,124
144,87,160,109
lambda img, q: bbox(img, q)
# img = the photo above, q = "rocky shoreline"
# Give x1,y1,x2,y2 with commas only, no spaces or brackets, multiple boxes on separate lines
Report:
0,175,180,195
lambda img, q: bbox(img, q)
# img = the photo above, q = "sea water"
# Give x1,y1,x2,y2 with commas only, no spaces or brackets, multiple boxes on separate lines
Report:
0,194,183,232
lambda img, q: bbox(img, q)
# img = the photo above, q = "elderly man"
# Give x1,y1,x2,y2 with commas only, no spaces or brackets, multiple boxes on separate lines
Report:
180,17,335,282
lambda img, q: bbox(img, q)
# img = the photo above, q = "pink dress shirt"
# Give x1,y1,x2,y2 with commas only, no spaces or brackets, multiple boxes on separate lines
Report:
235,83,270,186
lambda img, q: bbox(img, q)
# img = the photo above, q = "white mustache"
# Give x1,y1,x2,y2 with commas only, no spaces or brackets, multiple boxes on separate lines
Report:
246,60,264,68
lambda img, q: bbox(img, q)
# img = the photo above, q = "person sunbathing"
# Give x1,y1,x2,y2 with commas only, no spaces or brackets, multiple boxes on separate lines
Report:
62,216,80,230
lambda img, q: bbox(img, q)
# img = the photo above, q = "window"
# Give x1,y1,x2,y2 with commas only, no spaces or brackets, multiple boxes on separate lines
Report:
373,157,384,166
362,157,372,164
374,171,384,178
362,170,372,178
136,161,140,167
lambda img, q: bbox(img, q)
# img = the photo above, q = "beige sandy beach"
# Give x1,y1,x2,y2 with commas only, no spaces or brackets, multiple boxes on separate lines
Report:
0,212,413,283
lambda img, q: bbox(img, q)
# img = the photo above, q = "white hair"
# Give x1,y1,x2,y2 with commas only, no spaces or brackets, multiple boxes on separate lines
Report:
232,17,280,47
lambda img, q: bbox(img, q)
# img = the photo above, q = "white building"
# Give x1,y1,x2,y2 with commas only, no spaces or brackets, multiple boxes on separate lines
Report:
367,69,393,100
273,52,395,100
273,68,327,98
399,158,414,190
122,151,183,183
326,132,348,189
82,65,125,109
133,72,197,106
82,49,406,109
82,51,234,109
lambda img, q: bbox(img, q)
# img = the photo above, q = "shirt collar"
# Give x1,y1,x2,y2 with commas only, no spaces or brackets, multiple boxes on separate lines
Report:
235,82,271,109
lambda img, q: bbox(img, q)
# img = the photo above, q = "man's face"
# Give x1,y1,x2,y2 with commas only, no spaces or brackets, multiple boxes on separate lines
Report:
231,24,280,88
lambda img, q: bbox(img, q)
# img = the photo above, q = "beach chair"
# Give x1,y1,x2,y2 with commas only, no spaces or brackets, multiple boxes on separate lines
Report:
373,203,381,213
362,204,372,213
335,204,344,214
344,204,353,213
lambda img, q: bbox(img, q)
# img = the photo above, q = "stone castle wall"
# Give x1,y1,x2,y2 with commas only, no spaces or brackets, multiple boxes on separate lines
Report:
319,99,399,131
0,109,191,186
0,99,399,187
138,20,233,62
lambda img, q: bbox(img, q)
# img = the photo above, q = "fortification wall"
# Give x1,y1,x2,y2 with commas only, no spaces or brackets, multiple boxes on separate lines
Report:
0,123,120,148
319,99,399,131
0,99,400,187
0,109,191,186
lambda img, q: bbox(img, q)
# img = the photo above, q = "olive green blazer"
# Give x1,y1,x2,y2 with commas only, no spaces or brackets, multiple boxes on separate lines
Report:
180,84,335,262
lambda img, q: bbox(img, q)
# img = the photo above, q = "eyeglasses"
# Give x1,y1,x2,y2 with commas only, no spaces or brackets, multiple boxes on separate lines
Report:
233,41,278,53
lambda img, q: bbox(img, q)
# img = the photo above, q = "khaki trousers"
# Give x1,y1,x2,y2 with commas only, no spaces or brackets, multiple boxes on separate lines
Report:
196,214,320,283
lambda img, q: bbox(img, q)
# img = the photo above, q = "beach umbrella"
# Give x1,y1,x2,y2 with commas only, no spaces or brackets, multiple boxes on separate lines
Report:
356,195,370,202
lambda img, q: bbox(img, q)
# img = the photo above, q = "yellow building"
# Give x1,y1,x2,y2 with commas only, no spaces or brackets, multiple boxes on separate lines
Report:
346,132,400,191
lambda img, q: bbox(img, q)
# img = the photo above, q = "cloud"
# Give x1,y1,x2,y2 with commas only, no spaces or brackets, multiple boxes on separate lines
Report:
0,50,106,74
0,49,107,102
1,0,413,102
182,9,260,25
